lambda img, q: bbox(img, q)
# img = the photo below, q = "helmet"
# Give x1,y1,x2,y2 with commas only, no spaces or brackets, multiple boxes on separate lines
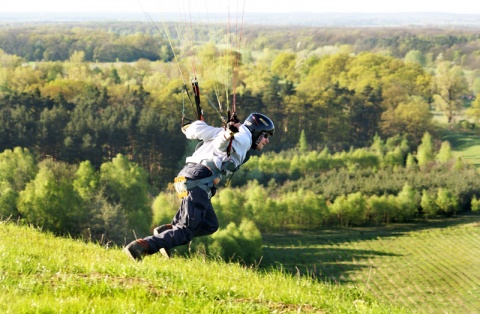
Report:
244,113,275,148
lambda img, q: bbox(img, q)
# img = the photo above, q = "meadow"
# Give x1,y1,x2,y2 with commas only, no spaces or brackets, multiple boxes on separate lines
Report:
439,128,480,167
262,214,480,313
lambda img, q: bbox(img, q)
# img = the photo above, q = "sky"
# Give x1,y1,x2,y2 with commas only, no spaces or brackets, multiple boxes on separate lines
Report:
2,0,480,15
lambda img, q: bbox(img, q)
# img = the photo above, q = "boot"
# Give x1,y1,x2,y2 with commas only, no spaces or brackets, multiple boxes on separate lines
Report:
153,223,173,235
124,239,150,261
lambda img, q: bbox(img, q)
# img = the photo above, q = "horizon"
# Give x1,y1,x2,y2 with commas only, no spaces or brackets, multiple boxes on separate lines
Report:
2,0,480,15
2,11,480,27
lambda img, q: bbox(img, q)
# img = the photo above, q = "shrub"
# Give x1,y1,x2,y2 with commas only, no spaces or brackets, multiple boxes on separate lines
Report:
471,195,480,212
205,219,263,265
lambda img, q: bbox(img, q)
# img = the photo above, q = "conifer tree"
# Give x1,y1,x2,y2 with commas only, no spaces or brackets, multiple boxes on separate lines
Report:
297,129,308,153
417,132,435,168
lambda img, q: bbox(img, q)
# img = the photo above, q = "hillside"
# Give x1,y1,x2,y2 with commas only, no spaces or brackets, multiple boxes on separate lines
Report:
0,221,406,313
439,128,480,168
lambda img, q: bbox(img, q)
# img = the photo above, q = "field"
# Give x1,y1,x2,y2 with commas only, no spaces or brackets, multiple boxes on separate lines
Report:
262,214,480,313
438,128,480,168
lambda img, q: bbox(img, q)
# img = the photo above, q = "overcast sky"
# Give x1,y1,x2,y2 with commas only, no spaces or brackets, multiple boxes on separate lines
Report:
2,0,480,14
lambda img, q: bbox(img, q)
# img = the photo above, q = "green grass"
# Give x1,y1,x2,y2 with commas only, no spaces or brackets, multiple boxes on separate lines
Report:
438,128,480,167
262,214,480,313
0,221,407,314
3,217,479,313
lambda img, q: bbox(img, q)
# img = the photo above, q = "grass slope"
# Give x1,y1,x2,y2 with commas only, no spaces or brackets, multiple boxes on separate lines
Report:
262,214,480,313
0,221,406,314
438,128,480,167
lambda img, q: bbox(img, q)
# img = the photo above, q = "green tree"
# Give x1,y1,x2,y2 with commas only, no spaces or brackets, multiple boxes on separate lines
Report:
394,183,419,222
367,194,396,224
17,159,85,235
381,96,433,145
404,50,426,67
330,192,366,227
465,94,480,122
436,141,453,163
151,191,180,227
297,129,308,153
420,189,438,219
86,193,130,244
370,133,385,157
471,195,480,212
212,188,247,227
0,181,17,220
36,105,69,159
405,153,417,170
271,52,298,83
243,181,269,228
436,188,459,216
73,160,99,201
284,189,328,229
433,61,469,124
99,154,151,235
0,147,37,191
0,147,38,219
235,219,263,264
416,132,435,168
208,219,263,265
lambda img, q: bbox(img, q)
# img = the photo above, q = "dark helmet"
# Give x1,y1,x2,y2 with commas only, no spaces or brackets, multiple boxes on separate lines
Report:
244,113,275,148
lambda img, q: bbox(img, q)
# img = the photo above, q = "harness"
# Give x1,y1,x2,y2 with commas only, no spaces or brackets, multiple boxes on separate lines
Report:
174,174,216,199
173,160,222,199
173,155,249,199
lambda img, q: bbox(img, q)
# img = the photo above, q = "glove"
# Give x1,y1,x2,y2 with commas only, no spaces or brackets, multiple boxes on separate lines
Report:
227,122,239,134
229,112,240,123
224,122,239,140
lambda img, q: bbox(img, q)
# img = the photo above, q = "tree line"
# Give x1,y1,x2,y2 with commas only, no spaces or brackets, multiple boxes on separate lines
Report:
3,22,480,70
2,131,478,254
1,38,476,190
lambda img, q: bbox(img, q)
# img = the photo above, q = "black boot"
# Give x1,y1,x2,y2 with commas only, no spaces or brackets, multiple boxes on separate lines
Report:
124,239,150,261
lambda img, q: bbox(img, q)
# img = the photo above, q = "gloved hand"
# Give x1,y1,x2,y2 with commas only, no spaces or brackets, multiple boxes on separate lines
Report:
229,112,240,123
227,121,239,134
224,121,240,140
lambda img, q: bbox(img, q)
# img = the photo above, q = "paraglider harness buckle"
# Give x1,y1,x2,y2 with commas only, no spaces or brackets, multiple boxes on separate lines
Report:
173,174,216,199
174,176,189,198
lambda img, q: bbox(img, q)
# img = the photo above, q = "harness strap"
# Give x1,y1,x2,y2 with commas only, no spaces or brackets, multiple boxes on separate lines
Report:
185,175,216,191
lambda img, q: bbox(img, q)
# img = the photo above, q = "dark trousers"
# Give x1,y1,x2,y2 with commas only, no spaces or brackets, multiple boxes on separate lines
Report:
145,163,219,253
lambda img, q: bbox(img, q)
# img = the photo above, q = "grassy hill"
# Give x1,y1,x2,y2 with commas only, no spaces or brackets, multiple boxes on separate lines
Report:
438,128,480,168
0,221,407,313
3,217,480,313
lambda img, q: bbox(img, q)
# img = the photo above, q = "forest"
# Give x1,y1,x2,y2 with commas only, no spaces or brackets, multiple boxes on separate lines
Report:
2,21,480,262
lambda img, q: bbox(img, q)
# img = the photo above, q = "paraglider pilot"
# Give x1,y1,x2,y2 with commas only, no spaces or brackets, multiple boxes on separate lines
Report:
124,112,275,260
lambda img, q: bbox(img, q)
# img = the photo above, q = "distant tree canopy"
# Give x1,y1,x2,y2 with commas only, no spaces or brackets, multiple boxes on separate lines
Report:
3,21,479,189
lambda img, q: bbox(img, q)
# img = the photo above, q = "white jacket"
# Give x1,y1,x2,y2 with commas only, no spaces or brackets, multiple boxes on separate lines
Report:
184,121,252,173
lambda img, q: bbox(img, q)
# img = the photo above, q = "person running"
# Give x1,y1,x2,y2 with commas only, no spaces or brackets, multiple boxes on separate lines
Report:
124,112,274,261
